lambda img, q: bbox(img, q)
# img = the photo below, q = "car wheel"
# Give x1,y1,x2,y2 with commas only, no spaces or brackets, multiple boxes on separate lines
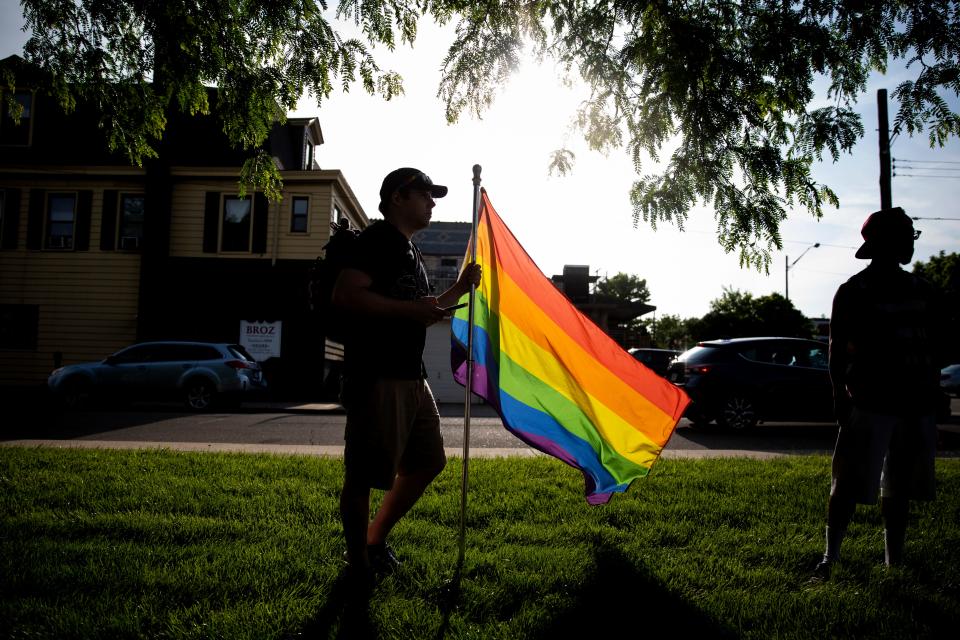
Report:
718,395,758,430
59,377,90,410
184,379,216,411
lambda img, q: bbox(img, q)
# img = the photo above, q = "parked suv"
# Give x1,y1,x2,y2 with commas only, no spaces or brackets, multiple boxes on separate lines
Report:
666,337,832,429
942,364,960,397
628,348,681,377
48,341,267,410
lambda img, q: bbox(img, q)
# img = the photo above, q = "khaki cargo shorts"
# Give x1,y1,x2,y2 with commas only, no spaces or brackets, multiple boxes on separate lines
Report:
343,377,445,490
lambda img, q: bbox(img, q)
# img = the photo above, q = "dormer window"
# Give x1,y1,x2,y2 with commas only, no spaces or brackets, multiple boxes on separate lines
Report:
0,91,33,146
303,139,315,170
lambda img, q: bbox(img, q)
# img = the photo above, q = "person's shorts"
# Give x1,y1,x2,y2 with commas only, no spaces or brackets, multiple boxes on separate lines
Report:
342,377,445,490
831,407,937,504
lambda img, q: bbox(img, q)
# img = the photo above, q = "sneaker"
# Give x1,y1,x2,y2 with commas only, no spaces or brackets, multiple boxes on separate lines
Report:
808,559,833,584
367,543,401,574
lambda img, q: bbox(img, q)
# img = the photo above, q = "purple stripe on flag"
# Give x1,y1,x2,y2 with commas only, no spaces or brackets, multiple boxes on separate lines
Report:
452,359,500,410
510,428,580,468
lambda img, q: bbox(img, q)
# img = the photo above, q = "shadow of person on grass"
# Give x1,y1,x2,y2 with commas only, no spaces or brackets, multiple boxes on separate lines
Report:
426,543,736,640
528,544,737,639
294,567,378,640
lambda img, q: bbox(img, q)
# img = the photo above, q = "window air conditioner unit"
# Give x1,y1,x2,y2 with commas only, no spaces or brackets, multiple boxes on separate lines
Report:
47,236,71,249
120,236,140,250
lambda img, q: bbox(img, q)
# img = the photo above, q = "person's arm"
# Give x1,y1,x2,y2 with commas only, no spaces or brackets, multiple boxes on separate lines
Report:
436,263,482,309
333,268,447,326
829,286,853,427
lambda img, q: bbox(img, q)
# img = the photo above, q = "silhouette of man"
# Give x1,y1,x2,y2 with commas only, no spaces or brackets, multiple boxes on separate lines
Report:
333,168,481,583
812,207,942,581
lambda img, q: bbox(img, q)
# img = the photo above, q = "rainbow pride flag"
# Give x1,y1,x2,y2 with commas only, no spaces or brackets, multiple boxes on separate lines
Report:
451,191,690,504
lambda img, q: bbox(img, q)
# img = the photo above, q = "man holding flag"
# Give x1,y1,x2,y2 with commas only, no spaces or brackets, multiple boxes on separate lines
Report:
333,167,481,580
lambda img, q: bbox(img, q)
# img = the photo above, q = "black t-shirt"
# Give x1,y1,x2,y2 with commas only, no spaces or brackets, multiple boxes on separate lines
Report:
344,220,430,379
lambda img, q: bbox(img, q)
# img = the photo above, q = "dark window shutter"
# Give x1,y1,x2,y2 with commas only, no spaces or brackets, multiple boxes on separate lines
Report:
100,190,118,250
252,192,269,254
203,192,220,253
26,189,44,249
74,190,93,251
1,188,21,250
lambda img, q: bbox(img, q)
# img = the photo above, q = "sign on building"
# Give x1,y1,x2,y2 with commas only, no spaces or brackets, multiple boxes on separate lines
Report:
240,320,282,361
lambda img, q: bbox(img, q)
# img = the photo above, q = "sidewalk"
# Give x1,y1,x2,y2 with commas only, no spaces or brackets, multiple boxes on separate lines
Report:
3,389,957,458
239,400,502,418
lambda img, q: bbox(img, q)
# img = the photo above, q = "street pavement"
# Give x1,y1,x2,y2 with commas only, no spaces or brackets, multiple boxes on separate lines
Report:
3,397,959,459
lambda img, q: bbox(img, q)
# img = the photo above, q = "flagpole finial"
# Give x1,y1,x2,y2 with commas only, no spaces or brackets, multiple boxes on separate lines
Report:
473,164,482,186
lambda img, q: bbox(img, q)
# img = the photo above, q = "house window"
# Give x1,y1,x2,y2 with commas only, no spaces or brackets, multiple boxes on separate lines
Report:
46,193,76,250
290,196,309,232
332,203,344,226
304,140,314,170
118,194,145,250
221,195,252,251
0,91,33,146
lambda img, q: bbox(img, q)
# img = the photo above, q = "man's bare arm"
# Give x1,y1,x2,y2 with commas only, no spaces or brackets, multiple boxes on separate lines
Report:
436,263,482,309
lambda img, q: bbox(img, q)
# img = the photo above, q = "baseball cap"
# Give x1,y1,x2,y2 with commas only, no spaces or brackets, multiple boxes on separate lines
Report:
855,207,917,259
378,168,448,213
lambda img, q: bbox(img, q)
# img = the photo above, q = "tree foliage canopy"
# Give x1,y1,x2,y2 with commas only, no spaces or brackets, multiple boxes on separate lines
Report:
7,1,958,258
593,272,651,304
913,250,960,361
436,0,959,270
913,250,960,294
8,0,407,198
688,287,813,340
644,313,697,350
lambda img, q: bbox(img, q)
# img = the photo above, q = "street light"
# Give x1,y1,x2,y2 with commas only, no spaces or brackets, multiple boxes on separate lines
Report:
785,243,820,301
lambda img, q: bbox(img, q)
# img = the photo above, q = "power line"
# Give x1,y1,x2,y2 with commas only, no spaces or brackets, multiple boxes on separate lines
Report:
912,216,960,221
784,239,857,249
895,164,960,170
893,157,960,165
894,173,960,179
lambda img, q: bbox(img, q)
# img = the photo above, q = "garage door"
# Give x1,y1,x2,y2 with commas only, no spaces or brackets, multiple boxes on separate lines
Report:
423,320,482,404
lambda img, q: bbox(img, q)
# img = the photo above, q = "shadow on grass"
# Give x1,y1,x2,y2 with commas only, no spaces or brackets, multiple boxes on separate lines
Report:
528,544,737,640
295,568,378,640
426,543,736,640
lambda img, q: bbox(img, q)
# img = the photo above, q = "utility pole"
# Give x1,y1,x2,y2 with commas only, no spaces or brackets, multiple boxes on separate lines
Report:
878,89,892,209
785,243,820,301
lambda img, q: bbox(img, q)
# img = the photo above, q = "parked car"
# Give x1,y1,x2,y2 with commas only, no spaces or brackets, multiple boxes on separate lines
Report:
48,341,267,410
628,347,681,377
666,337,832,430
942,364,960,397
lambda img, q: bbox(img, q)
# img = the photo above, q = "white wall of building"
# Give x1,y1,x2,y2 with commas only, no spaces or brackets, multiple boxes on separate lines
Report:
423,319,483,404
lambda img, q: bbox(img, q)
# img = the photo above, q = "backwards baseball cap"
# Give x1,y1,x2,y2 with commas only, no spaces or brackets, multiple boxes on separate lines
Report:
378,168,448,213
855,206,918,259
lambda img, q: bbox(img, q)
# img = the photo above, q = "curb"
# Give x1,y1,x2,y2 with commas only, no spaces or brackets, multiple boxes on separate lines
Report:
0,439,805,459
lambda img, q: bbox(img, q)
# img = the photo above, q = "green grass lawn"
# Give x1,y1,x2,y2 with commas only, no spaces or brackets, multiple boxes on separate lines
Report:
1,448,958,639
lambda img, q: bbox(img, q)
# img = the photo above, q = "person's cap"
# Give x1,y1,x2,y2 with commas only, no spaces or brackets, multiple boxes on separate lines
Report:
855,206,915,259
378,168,447,213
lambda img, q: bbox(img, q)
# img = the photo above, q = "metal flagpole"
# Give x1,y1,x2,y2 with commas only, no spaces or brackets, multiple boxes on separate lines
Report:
457,164,482,569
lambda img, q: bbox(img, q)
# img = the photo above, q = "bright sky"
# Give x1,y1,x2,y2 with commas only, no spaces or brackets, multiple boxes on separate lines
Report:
3,6,958,320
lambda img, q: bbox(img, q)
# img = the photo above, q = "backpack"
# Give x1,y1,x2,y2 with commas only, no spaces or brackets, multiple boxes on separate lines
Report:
308,220,359,344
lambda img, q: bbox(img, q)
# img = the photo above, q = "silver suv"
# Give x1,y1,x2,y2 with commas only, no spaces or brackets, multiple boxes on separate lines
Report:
48,341,267,410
